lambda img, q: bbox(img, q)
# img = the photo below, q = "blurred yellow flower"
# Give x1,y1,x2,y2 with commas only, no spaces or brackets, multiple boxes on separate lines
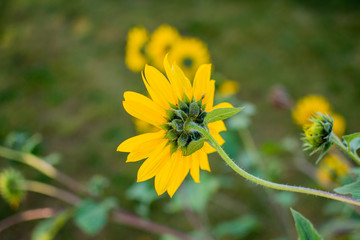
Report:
292,95,346,136
316,153,350,186
332,113,346,137
146,24,180,71
217,80,240,97
169,37,210,79
292,95,331,126
125,26,149,72
117,55,231,197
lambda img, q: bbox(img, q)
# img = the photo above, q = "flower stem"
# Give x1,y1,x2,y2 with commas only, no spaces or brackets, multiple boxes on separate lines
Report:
188,122,360,207
0,146,88,195
331,133,360,165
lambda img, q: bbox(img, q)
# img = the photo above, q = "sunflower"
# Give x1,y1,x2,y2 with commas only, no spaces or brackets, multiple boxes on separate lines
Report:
169,37,210,79
125,26,149,72
292,95,346,137
316,153,350,186
292,95,331,126
146,24,180,71
332,113,346,137
117,55,232,197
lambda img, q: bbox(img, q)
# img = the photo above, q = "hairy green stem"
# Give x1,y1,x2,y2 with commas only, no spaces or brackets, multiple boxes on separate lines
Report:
188,122,360,207
331,133,360,165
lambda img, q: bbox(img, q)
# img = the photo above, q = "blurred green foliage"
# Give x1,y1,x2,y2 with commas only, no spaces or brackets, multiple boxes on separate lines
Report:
1,0,360,239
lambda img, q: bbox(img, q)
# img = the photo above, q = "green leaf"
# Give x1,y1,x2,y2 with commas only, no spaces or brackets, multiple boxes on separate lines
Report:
74,197,117,236
32,210,72,240
334,180,360,200
205,107,243,123
291,209,323,240
212,215,259,238
343,133,360,153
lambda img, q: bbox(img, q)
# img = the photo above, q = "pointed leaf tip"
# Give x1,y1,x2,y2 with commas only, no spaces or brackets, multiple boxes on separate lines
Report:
205,107,244,123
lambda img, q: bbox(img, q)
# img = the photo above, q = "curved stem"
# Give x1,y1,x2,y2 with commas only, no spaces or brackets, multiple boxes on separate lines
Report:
331,133,360,165
23,181,82,205
0,146,88,195
0,208,58,233
188,122,360,207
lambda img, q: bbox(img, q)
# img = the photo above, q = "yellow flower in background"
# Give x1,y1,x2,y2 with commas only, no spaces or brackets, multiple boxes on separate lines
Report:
292,95,331,126
125,26,149,72
117,55,232,197
316,153,350,186
332,113,346,137
292,95,346,136
146,24,180,71
217,80,240,97
169,37,210,79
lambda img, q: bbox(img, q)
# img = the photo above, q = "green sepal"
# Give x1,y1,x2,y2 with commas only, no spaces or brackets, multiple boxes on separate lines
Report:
178,100,189,114
182,138,205,156
182,93,190,104
334,180,360,200
189,102,200,117
164,129,179,141
177,133,189,149
170,119,183,132
170,142,178,155
165,109,176,120
160,123,172,131
205,107,244,123
290,208,323,240
315,142,332,164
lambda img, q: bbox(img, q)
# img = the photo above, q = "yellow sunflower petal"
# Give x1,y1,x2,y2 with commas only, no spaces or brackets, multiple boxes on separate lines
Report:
143,65,177,107
117,131,164,152
193,64,211,101
123,101,166,127
137,141,170,182
204,80,215,111
154,154,176,195
203,142,216,154
208,120,226,133
167,152,191,197
198,149,211,172
164,54,183,100
212,102,233,110
126,137,164,162
172,63,193,99
124,91,167,117
190,154,200,183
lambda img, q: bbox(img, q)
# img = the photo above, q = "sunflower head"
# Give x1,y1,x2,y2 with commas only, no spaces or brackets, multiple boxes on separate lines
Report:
0,168,26,209
292,95,331,126
169,37,210,79
303,113,333,155
146,24,180,71
118,55,232,197
162,96,208,156
316,153,350,186
125,26,149,72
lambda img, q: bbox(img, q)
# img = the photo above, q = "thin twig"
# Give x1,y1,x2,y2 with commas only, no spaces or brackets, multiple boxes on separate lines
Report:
0,208,58,233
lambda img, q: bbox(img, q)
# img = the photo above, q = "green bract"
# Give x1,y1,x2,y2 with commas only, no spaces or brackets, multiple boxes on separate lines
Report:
162,96,208,156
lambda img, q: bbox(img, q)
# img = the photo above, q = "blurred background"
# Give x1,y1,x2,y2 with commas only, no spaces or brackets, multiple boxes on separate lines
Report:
1,0,360,239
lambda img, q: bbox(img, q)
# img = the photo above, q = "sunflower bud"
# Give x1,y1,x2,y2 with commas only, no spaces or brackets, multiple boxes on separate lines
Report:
0,168,26,209
303,113,333,156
